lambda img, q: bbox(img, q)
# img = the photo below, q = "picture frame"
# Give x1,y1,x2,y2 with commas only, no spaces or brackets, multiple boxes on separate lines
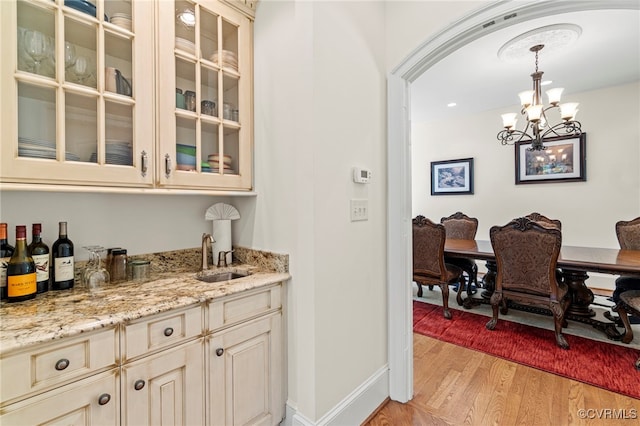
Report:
515,134,586,184
431,157,474,195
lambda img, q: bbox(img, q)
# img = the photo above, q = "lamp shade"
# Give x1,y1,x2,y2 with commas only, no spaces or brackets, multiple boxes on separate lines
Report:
526,104,543,122
501,113,518,129
546,87,564,105
518,90,534,107
560,102,579,120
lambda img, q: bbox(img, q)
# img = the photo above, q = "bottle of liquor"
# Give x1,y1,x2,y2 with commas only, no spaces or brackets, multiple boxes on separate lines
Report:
7,225,36,303
1,222,15,300
28,223,50,294
52,222,75,290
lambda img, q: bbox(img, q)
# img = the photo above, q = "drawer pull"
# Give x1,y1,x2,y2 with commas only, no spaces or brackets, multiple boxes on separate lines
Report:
141,150,148,177
98,393,111,405
216,348,224,357
55,358,70,371
134,379,146,391
164,327,174,337
165,154,172,178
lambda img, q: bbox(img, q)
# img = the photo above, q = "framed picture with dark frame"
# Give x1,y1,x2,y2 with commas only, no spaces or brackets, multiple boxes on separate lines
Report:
430,157,474,195
515,134,586,184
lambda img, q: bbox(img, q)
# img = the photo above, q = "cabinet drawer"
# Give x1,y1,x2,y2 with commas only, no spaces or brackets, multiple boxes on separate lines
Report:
208,283,281,332
0,327,118,406
123,304,203,360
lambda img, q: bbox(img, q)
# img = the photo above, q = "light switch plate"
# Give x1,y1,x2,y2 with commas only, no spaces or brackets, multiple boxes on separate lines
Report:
351,199,368,221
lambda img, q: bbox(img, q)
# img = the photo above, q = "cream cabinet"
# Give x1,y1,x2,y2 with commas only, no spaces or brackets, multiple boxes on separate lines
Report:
0,0,155,188
157,0,254,190
1,0,254,192
207,284,284,425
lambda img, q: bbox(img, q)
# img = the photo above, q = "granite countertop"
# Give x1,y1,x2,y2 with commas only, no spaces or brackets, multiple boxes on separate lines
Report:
0,247,290,354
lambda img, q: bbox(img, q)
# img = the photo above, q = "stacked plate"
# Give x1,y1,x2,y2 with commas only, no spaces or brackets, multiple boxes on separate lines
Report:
90,140,133,165
18,136,81,161
110,13,132,31
207,153,234,173
176,143,196,171
175,37,197,55
210,50,238,71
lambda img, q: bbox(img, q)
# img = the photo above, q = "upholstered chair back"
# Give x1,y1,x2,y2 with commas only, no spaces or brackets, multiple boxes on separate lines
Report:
412,215,446,280
490,217,563,297
440,212,478,239
525,212,562,230
616,217,640,250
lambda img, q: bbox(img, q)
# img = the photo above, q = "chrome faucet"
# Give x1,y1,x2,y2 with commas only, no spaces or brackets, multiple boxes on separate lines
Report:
217,250,234,267
201,233,215,271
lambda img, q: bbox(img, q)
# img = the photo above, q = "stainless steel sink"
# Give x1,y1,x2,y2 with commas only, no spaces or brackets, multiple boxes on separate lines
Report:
195,271,249,283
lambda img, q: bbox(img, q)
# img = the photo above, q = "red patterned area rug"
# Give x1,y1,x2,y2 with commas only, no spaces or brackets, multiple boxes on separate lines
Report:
413,300,640,399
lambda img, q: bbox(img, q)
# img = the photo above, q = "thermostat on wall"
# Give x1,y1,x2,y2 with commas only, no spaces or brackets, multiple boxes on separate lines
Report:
353,167,371,184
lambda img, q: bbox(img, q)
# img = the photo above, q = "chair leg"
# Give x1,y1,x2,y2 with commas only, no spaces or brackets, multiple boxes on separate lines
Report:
456,276,465,307
471,264,478,287
440,282,452,319
416,282,423,298
554,315,569,349
486,292,500,330
617,304,634,344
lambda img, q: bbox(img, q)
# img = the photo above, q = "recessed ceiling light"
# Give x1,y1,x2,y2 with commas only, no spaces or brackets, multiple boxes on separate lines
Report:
447,102,457,107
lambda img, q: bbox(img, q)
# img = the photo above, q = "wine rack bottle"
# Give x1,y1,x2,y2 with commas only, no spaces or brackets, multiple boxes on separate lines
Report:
52,222,75,290
7,225,37,303
28,223,50,294
1,222,15,300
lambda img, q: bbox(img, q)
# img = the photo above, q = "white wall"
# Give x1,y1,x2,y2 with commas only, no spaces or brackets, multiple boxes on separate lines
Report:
412,81,640,248
246,0,387,422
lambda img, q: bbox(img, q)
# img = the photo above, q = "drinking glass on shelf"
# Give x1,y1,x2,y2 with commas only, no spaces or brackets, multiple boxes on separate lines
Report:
73,56,90,84
64,42,77,69
23,30,50,75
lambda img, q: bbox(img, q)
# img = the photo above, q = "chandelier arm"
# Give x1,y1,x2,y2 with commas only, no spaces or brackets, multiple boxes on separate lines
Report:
540,120,582,140
497,129,533,145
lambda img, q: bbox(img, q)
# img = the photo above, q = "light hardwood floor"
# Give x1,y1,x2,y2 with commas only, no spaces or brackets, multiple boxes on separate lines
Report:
363,333,639,426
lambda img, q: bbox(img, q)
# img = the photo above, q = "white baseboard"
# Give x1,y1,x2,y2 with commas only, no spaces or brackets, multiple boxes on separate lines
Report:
282,365,389,426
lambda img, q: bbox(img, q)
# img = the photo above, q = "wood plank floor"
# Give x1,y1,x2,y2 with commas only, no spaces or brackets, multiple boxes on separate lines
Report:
363,333,639,426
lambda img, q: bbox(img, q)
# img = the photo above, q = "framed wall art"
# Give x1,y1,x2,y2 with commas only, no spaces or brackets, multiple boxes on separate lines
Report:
515,134,586,184
431,157,474,195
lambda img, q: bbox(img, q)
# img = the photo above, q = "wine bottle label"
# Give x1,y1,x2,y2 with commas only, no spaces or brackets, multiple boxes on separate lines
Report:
54,256,74,281
0,256,9,289
32,254,50,282
8,272,36,297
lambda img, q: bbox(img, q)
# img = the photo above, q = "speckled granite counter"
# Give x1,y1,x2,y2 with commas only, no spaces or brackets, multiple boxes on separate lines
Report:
0,247,290,354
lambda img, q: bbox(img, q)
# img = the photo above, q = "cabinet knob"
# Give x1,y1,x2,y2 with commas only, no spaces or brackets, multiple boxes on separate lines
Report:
165,154,172,178
134,379,146,391
216,348,224,357
55,358,70,371
98,393,111,405
164,327,174,337
141,150,148,177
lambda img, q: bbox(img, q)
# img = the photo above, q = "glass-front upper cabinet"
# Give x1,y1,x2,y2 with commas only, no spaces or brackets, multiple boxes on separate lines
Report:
157,0,253,190
1,0,154,188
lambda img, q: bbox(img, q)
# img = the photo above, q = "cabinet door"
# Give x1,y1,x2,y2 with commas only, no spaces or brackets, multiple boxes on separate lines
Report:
0,0,154,187
208,313,283,426
0,370,119,426
157,0,253,190
122,339,204,426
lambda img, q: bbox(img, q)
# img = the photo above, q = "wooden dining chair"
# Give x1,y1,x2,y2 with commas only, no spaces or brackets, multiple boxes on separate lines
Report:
441,212,479,299
487,217,571,349
612,217,640,304
412,215,464,319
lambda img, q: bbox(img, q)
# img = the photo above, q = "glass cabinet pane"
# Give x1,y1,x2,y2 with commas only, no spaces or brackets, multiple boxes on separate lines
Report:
200,8,218,62
17,1,55,78
176,58,196,112
105,102,133,166
105,0,133,32
176,116,197,171
175,1,196,55
17,83,56,159
202,121,219,173
220,18,238,73
201,66,218,118
105,32,133,96
65,93,97,162
222,127,239,175
65,16,97,89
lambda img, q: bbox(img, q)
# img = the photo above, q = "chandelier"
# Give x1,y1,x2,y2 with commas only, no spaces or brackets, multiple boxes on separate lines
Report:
497,44,582,151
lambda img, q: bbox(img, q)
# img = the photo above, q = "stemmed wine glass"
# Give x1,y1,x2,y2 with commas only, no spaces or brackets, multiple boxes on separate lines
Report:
82,245,110,293
73,55,91,85
64,42,77,80
23,30,50,75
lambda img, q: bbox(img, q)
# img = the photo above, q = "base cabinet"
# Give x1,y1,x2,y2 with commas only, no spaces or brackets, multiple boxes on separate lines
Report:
0,370,119,425
209,313,283,426
122,339,204,426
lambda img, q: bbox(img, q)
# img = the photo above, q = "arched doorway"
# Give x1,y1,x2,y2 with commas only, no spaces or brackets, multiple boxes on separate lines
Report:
386,0,639,402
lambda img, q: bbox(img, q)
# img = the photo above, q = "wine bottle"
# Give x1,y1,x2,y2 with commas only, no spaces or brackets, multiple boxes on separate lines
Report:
28,223,50,294
7,225,37,303
1,222,15,300
52,221,75,290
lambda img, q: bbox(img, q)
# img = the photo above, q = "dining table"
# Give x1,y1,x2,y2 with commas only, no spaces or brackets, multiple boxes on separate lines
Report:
444,238,640,341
